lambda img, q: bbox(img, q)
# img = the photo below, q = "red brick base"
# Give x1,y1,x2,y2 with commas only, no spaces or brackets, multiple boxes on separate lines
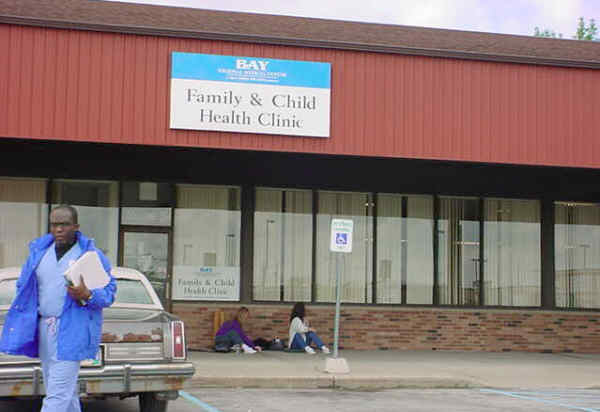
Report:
172,303,600,353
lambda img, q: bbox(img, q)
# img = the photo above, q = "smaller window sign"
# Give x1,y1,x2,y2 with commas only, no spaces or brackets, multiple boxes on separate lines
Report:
172,266,240,301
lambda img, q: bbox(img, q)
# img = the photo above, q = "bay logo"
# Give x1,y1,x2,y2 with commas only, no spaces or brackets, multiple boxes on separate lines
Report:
236,59,269,71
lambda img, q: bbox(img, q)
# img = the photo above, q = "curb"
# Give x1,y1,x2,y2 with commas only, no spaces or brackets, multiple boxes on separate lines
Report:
333,376,479,390
184,375,480,390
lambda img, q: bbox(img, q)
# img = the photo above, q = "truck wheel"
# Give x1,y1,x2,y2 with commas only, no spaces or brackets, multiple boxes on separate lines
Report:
139,392,168,412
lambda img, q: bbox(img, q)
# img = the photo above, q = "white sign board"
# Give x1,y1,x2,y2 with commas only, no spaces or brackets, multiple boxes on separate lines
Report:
172,266,240,301
170,52,331,137
330,219,353,253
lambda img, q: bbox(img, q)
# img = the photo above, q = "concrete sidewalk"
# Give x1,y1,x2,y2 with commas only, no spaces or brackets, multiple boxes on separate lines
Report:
184,349,600,390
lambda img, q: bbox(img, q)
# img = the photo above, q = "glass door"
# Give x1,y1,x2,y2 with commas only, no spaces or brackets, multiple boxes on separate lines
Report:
120,228,171,308
437,196,480,305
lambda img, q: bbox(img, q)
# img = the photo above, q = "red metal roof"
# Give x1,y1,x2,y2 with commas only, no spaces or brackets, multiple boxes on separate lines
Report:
1,0,600,69
1,24,599,169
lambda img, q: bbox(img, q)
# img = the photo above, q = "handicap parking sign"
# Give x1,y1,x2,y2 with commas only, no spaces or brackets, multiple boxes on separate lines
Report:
330,219,353,253
336,233,347,245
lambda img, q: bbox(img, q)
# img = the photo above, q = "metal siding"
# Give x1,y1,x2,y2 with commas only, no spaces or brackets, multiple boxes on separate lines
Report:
30,28,44,138
41,29,56,137
58,30,70,138
5,25,19,137
587,69,599,166
1,24,599,169
0,24,8,137
383,54,395,159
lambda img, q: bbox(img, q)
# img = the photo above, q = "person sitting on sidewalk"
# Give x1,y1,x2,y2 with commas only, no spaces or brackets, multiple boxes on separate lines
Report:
288,302,330,354
214,307,262,354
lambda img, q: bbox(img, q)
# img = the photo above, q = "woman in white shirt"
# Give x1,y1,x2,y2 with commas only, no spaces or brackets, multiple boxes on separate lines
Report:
288,302,330,354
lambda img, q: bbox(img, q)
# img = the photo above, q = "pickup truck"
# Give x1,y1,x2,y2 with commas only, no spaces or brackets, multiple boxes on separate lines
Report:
0,266,195,412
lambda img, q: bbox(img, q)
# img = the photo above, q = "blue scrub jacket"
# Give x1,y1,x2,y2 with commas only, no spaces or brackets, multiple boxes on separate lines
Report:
0,232,117,361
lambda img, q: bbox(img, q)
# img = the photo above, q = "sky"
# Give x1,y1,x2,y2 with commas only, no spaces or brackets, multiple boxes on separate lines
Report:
103,0,599,38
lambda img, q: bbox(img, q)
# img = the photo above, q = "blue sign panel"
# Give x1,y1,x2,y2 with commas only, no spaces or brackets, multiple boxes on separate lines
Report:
171,52,331,89
336,233,348,245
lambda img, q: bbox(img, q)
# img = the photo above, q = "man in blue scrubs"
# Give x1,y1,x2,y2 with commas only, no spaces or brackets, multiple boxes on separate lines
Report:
0,205,117,412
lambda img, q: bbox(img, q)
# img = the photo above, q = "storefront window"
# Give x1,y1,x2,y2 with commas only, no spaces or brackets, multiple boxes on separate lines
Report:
483,198,541,306
316,191,373,303
0,178,48,268
376,194,434,304
122,231,170,306
51,179,119,265
555,202,600,308
121,182,173,226
437,197,480,305
172,185,241,301
253,188,312,301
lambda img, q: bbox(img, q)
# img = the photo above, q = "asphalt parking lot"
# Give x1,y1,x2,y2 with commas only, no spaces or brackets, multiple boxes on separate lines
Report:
3,350,600,411
5,388,599,412
179,388,600,412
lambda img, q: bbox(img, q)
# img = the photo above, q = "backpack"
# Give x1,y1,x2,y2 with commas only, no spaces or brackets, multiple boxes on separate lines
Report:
270,338,285,351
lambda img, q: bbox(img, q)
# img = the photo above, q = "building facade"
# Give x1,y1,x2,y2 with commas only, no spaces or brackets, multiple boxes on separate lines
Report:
2,0,600,352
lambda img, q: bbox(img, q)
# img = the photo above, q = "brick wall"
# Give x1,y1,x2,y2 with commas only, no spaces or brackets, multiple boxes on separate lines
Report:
172,303,600,353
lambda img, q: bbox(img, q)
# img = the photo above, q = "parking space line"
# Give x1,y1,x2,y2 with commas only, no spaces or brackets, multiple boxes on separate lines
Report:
514,391,600,400
179,390,223,412
480,389,600,412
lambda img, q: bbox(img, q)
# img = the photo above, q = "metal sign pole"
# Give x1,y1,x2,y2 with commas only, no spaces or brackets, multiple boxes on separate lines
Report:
333,252,341,358
325,218,352,374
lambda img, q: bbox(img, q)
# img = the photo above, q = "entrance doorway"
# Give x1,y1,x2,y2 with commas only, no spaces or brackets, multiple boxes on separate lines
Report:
119,228,172,308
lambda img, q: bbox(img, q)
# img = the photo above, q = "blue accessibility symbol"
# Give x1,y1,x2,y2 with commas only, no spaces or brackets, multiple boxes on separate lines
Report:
335,233,348,245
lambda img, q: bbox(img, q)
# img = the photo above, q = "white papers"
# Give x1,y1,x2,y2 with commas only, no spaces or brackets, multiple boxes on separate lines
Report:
65,251,110,289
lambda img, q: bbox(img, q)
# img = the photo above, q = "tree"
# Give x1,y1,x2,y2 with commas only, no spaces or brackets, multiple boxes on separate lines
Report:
574,17,598,40
533,27,562,38
533,17,598,41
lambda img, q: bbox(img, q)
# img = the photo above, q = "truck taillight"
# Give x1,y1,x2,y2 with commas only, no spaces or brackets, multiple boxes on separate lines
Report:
171,321,186,360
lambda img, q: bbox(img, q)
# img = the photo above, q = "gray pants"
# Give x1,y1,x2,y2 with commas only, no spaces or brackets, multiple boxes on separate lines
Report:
215,330,243,348
39,317,81,412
